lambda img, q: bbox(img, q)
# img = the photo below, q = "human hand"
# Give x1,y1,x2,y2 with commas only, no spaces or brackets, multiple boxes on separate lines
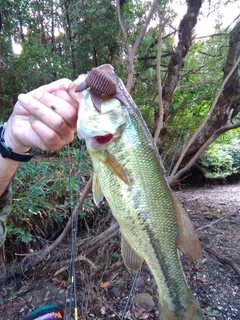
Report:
3,79,79,153
68,75,84,105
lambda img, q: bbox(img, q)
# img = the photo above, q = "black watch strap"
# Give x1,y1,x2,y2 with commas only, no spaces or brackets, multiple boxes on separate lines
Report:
0,125,36,162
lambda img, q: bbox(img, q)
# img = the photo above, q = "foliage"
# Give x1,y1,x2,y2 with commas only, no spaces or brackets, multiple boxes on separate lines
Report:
61,0,122,76
198,132,240,178
162,34,230,157
7,146,93,244
1,0,240,246
1,0,238,138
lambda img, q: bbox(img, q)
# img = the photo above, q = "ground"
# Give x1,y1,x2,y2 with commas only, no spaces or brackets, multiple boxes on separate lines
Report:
0,179,239,320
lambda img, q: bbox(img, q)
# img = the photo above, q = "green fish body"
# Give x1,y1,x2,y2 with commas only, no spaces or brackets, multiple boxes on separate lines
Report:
71,64,205,320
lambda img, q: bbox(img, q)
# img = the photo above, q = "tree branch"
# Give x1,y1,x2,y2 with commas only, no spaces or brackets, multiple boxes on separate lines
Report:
169,54,240,181
153,7,164,144
54,221,119,276
175,81,209,92
21,174,93,272
194,32,228,40
116,0,129,50
130,0,158,57
116,0,159,92
154,0,202,146
203,246,240,276
196,211,236,231
169,110,240,185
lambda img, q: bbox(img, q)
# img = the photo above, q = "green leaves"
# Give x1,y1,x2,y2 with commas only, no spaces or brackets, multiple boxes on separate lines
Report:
198,134,240,178
7,147,93,246
1,0,239,184
7,224,32,243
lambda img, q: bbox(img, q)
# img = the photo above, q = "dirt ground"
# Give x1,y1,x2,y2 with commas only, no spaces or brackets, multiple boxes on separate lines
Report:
0,179,239,320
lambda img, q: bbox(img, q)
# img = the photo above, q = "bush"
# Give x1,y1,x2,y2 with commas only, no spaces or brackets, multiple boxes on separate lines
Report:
7,146,93,245
198,135,240,179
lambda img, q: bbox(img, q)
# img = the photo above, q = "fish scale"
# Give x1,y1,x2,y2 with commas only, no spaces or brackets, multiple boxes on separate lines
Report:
70,64,206,320
91,111,188,310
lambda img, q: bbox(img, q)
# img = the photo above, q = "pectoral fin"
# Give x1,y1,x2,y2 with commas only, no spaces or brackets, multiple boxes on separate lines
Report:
173,197,202,263
102,150,130,185
92,173,104,205
121,233,144,272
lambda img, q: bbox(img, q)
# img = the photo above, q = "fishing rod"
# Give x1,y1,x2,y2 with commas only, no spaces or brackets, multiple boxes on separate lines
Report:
66,142,139,320
67,141,86,320
22,142,82,320
121,270,139,320
68,211,79,320
67,140,140,320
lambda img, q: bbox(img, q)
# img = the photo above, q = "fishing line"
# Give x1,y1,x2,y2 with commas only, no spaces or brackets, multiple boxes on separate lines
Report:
66,140,86,320
120,270,139,320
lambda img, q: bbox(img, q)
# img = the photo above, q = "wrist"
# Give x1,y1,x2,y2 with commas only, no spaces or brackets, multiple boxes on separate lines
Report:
0,124,36,162
3,122,31,153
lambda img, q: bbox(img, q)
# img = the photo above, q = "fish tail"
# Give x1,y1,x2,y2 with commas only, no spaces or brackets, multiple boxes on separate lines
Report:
159,291,205,320
159,305,205,320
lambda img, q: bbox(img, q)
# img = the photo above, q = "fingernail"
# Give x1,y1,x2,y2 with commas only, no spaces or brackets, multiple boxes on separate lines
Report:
33,90,44,100
18,93,31,105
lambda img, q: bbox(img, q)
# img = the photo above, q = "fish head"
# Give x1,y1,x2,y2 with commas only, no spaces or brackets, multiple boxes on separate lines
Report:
70,73,128,150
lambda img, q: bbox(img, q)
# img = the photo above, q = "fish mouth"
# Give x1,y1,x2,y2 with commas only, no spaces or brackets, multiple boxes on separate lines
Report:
93,134,113,144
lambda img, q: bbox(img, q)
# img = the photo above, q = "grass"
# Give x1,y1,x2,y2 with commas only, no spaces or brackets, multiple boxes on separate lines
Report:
6,144,94,246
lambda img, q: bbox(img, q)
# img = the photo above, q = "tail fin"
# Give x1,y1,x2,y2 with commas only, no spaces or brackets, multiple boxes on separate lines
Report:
159,291,205,320
159,306,205,320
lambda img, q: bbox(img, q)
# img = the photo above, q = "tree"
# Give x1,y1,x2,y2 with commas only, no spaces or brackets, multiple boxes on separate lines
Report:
167,19,240,185
0,0,239,186
116,0,159,91
116,0,240,185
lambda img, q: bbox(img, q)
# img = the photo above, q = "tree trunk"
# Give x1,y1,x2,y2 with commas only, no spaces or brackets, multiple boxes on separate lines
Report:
64,0,77,77
184,21,240,160
51,0,56,53
168,21,240,186
154,0,202,147
0,30,2,115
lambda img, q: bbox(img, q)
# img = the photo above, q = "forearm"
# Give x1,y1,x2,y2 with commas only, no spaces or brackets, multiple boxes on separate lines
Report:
0,156,20,196
0,122,29,196
0,182,12,247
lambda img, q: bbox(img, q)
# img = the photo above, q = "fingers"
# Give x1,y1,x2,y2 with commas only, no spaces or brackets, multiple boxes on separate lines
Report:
53,90,79,108
8,118,72,152
39,78,73,93
18,90,78,131
28,117,75,151
20,78,80,109
16,90,78,150
10,78,84,151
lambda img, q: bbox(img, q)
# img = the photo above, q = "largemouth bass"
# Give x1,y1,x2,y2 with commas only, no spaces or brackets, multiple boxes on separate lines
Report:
68,64,205,320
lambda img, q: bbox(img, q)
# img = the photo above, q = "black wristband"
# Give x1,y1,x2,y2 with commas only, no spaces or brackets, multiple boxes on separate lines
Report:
0,125,36,162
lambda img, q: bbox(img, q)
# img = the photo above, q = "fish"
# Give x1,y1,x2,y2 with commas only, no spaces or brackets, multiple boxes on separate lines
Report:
68,64,205,320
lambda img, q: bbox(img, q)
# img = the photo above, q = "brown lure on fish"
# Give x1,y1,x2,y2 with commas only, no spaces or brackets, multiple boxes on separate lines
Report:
75,67,126,112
